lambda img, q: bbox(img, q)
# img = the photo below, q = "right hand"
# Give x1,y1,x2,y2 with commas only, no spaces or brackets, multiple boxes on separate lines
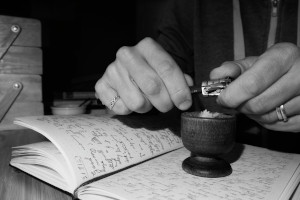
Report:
95,37,193,115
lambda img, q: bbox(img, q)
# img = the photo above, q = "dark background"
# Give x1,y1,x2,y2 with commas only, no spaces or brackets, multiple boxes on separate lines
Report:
0,0,169,104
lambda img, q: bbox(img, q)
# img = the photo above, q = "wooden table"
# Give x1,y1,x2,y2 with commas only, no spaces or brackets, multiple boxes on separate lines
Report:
0,129,72,200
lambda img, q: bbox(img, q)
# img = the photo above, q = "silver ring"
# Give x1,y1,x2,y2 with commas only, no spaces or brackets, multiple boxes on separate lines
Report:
276,104,288,122
279,104,288,122
276,107,283,121
109,95,120,110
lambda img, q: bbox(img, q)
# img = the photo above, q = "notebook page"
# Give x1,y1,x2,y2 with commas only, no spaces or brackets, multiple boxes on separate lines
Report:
79,144,300,200
14,115,183,188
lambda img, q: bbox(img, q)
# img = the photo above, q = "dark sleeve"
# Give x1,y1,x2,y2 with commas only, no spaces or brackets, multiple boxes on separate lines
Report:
155,0,195,76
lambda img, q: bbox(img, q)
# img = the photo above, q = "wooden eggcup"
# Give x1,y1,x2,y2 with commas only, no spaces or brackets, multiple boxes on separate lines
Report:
181,112,236,178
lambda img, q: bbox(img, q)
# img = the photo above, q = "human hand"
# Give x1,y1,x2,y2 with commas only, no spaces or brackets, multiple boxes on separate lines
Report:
210,42,300,132
95,37,193,115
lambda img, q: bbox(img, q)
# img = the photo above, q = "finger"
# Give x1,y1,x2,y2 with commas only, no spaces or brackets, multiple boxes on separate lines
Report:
246,95,300,124
184,73,194,86
102,62,154,114
136,37,192,111
217,43,298,108
113,61,153,113
116,43,173,112
95,74,131,115
262,115,300,133
209,57,258,80
237,58,300,115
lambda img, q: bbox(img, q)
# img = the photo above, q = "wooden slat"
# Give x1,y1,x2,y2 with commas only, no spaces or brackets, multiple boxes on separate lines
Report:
0,102,44,130
0,46,42,74
0,15,41,47
0,74,42,102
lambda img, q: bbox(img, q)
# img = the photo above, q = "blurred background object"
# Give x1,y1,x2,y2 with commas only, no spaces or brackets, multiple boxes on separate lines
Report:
0,0,170,114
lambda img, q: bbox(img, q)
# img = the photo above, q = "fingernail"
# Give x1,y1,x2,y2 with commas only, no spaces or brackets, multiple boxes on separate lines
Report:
178,99,192,110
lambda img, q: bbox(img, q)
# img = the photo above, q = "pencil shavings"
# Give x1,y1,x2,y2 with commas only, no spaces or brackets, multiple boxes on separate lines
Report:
197,109,225,118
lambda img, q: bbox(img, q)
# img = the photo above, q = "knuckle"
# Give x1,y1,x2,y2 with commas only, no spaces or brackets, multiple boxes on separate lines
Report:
114,105,131,115
140,77,162,96
275,42,299,55
286,43,299,54
94,77,102,89
241,73,264,97
94,79,103,94
157,60,176,79
105,63,118,79
94,78,108,100
121,93,152,114
271,43,300,63
127,96,146,111
116,46,134,62
137,37,155,48
244,98,265,114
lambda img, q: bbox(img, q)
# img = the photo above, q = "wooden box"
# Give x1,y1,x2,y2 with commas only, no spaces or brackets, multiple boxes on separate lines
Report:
0,15,43,130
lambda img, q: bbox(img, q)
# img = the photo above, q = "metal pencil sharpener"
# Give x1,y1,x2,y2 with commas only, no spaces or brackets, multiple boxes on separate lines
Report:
201,77,232,97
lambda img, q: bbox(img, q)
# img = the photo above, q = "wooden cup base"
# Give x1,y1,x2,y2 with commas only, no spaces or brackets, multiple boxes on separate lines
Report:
182,155,232,178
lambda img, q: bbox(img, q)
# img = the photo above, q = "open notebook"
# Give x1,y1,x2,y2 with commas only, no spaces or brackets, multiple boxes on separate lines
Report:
9,114,300,200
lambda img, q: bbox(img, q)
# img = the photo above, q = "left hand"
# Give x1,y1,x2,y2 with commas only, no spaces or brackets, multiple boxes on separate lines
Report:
210,42,300,132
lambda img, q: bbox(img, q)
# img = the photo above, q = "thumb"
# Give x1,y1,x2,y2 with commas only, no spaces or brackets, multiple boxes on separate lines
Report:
210,56,258,80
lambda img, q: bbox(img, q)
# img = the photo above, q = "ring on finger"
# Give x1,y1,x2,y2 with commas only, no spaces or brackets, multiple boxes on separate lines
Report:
275,104,288,122
109,95,120,110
